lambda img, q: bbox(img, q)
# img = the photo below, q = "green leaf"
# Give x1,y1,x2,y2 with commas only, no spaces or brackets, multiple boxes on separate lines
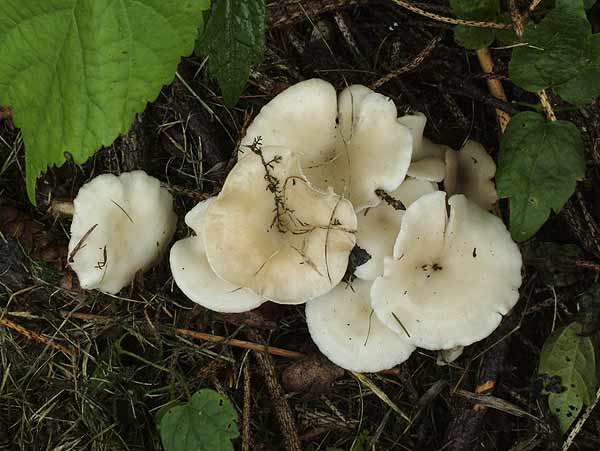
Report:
509,0,598,97
584,0,598,8
199,0,266,107
450,0,499,49
538,322,598,433
554,35,600,105
0,0,209,203
497,112,585,241
159,389,240,451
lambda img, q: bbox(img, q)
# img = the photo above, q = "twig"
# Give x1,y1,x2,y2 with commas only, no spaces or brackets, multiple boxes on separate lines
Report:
375,189,405,210
538,90,557,122
561,386,600,451
443,310,519,451
49,199,75,217
476,49,511,132
57,310,402,375
509,0,557,122
267,0,368,28
390,0,512,30
176,328,305,359
370,35,442,90
0,317,77,357
242,358,252,451
162,184,212,201
246,329,302,451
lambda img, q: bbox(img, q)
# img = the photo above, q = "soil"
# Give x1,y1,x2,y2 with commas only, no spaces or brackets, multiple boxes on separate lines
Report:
1,1,600,450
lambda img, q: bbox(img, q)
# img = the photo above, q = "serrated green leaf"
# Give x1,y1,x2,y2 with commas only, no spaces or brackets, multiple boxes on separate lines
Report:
450,0,499,49
199,0,266,107
159,389,239,451
538,322,598,433
509,0,598,96
0,0,209,203
497,112,585,241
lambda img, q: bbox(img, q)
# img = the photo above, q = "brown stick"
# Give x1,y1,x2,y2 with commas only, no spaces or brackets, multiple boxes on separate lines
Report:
59,310,401,375
176,328,306,359
0,317,77,357
390,0,512,29
370,35,442,90
476,49,511,133
242,357,252,451
509,0,557,122
246,329,302,451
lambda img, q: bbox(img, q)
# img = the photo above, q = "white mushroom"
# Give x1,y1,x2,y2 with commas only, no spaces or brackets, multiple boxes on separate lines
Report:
444,140,498,211
306,278,415,372
203,145,357,304
371,191,522,350
354,178,437,281
68,171,177,294
170,199,264,313
436,346,464,366
240,80,414,212
399,114,499,210
399,113,449,182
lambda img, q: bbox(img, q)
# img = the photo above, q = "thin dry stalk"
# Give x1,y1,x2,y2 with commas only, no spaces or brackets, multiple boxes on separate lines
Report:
242,358,252,451
0,317,77,357
475,49,511,133
509,0,557,122
176,328,306,359
246,329,302,451
370,35,442,90
561,386,600,451
390,0,512,29
57,310,401,374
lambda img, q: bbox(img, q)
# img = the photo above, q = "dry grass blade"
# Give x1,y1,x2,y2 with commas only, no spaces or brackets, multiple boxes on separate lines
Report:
351,371,411,424
455,389,541,422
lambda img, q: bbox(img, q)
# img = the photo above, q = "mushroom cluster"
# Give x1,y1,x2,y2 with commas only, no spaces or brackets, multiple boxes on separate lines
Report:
168,79,523,372
67,79,522,374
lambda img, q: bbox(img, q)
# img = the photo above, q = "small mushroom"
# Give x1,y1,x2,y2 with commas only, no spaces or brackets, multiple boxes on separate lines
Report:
399,113,449,182
170,199,264,313
444,140,498,211
240,80,414,211
354,178,437,281
203,146,357,304
306,278,415,372
371,191,522,350
68,171,177,294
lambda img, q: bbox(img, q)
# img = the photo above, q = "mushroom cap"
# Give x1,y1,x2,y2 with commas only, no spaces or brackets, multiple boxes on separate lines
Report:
406,157,446,182
68,171,177,294
306,278,415,372
240,80,413,212
203,146,357,304
354,178,437,281
371,191,522,350
444,140,498,210
240,79,338,167
398,111,450,182
398,113,427,160
170,199,264,313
